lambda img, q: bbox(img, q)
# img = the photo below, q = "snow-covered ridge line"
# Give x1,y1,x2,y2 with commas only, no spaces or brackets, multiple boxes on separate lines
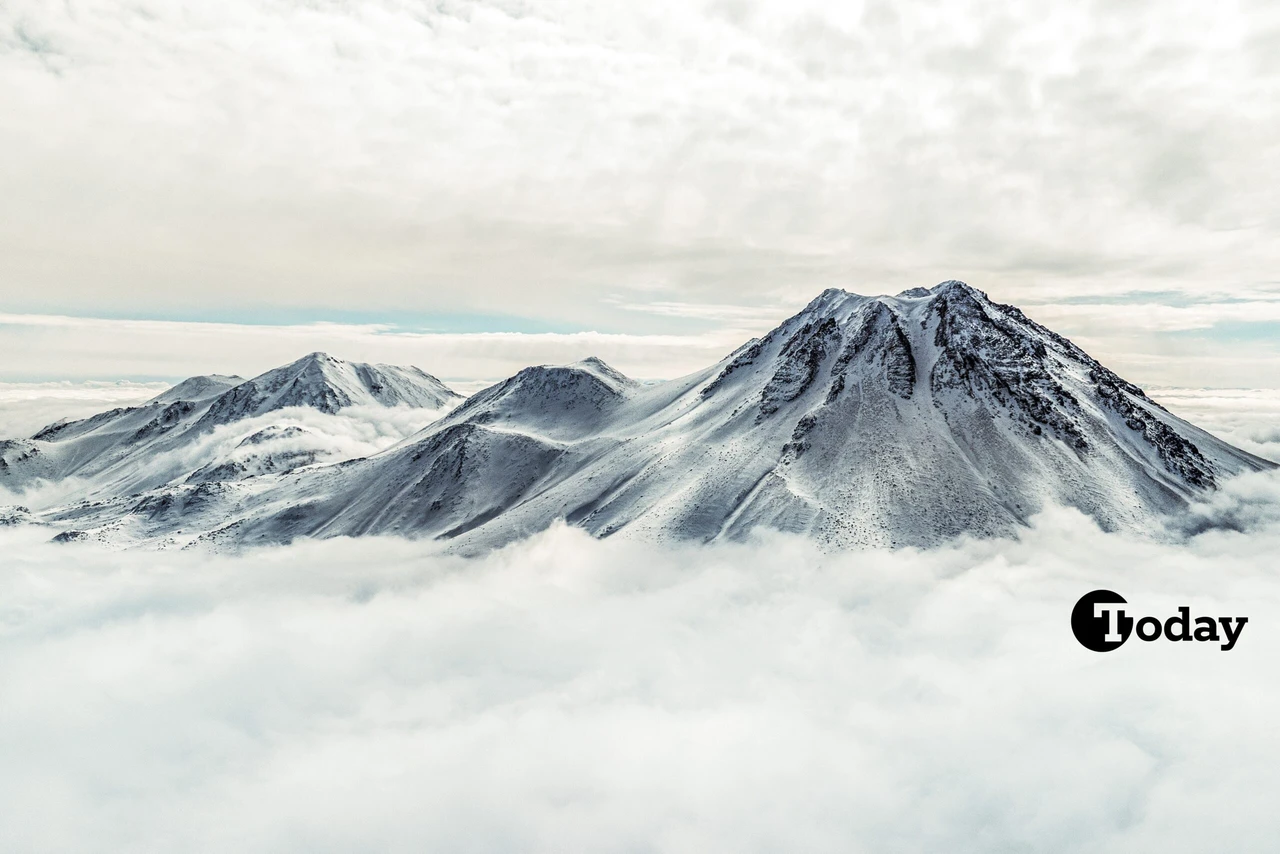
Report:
3,282,1274,551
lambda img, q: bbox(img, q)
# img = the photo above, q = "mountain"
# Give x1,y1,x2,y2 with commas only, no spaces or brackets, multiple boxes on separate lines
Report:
148,374,244,405
0,354,461,502
193,353,459,429
26,281,1272,551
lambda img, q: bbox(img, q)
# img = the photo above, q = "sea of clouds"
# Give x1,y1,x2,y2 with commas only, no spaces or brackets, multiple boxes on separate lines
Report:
0,381,168,439
3,477,1280,852
1,384,1278,852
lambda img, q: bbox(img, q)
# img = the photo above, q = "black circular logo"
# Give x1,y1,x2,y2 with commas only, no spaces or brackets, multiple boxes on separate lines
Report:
1071,589,1132,652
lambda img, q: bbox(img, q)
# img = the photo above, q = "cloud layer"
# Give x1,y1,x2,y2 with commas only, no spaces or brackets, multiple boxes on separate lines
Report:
1149,387,1280,462
3,304,1279,390
0,312,744,385
3,0,1280,335
0,381,167,438
3,481,1280,852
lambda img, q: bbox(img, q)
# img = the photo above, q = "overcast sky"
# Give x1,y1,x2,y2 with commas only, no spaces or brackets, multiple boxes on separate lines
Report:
2,0,1279,384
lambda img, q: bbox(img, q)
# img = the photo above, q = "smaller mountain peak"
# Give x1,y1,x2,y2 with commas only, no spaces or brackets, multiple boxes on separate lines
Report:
896,286,932,299
805,288,852,308
573,356,636,388
514,357,634,389
148,374,244,405
930,280,987,299
794,288,866,322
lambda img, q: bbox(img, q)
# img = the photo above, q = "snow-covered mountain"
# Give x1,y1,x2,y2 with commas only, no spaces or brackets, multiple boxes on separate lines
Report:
10,282,1275,550
0,354,461,501
148,374,244,405
193,353,458,429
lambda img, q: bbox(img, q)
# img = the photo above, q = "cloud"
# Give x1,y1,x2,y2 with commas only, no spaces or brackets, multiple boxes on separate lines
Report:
0,381,167,438
2,476,1280,852
5,301,1280,393
0,312,745,385
1146,389,1280,463
5,0,1280,387
113,402,450,491
1029,301,1280,334
1181,468,1280,534
2,0,1280,330
1148,387,1280,462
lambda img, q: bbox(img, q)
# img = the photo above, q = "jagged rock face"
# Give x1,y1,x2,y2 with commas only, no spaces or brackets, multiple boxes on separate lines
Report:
760,316,841,416
19,283,1279,552
928,283,1088,450
1087,365,1215,488
707,291,918,416
0,439,41,469
830,300,916,401
130,400,201,444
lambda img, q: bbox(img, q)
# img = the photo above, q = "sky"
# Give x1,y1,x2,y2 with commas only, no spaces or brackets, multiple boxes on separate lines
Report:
2,0,1279,384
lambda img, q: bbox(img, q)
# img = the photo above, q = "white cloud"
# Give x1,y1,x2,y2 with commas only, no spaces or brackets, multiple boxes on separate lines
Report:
2,478,1280,851
4,302,1278,392
0,312,743,385
2,0,1279,327
1149,387,1280,462
1028,301,1280,334
0,381,168,438
4,0,1280,387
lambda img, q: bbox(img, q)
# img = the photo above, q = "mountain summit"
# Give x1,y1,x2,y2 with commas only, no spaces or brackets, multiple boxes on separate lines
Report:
11,283,1275,550
193,352,460,428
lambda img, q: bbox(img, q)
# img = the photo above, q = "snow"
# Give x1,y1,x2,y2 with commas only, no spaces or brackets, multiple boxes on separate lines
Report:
0,354,462,517
3,283,1273,551
147,374,243,405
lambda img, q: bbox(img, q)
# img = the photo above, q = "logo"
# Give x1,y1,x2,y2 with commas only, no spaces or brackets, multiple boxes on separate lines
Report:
1071,589,1247,652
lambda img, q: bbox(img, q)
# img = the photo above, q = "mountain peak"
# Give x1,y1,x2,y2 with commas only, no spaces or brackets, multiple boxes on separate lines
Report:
290,351,340,370
801,287,857,313
896,286,933,298
570,356,635,389
930,279,978,295
438,357,634,441
193,353,461,428
927,280,994,308
798,281,987,320
148,374,244,405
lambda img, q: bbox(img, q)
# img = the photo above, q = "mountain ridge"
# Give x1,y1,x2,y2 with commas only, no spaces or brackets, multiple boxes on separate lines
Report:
5,283,1274,551
0,354,463,501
